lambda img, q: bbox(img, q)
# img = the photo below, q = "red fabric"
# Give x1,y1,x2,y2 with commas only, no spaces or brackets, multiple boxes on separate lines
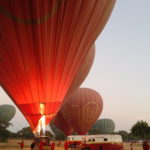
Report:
54,45,95,135
64,45,95,99
54,111,74,135
0,0,116,130
61,88,103,135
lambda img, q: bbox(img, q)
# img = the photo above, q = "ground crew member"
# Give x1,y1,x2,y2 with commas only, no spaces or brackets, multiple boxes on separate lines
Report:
51,142,55,150
143,141,149,150
39,140,44,150
64,141,69,150
130,142,133,150
18,140,24,150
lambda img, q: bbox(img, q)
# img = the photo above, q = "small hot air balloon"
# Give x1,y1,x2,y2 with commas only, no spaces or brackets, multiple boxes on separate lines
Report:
0,0,115,133
0,104,16,122
95,119,115,134
60,88,103,135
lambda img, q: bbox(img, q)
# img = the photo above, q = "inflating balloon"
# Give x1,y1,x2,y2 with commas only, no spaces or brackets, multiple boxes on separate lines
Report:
60,88,103,135
0,104,16,122
95,119,115,134
53,111,74,136
0,0,115,133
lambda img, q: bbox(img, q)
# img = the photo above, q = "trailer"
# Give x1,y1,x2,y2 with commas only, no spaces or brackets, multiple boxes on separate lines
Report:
67,134,123,150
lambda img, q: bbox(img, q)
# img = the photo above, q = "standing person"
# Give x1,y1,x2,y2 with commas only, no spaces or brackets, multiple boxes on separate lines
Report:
64,141,69,150
31,140,36,150
18,140,24,150
39,139,45,150
51,142,55,150
45,137,50,146
57,141,61,146
81,140,88,150
130,141,133,150
143,141,149,150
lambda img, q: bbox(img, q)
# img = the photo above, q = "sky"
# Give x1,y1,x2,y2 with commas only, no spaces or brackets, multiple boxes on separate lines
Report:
0,0,150,132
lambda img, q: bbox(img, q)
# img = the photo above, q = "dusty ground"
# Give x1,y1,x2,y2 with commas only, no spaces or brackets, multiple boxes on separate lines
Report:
123,143,142,150
0,139,143,150
0,139,31,150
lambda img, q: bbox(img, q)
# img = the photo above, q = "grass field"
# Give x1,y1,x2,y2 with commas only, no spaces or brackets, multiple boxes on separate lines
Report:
0,139,143,150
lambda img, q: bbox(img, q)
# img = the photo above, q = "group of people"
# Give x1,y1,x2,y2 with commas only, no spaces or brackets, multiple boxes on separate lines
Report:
18,139,150,150
18,137,56,150
30,137,55,150
63,141,86,150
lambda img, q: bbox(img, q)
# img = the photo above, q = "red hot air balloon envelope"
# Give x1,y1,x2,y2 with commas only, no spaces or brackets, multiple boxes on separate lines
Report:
60,88,103,135
64,44,95,99
0,0,115,133
54,111,74,136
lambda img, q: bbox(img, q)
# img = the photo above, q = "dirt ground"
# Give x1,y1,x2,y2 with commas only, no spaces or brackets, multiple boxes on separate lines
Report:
123,143,143,150
0,139,143,150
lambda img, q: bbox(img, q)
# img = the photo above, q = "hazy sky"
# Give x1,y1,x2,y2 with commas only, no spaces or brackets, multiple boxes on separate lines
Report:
0,1,150,132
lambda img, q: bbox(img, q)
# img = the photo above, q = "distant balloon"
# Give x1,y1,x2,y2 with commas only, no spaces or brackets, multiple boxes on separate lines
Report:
53,111,74,136
95,119,115,134
0,0,116,131
0,104,16,122
61,88,103,135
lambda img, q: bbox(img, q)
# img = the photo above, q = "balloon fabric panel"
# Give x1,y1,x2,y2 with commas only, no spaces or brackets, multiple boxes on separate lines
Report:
53,45,95,135
54,111,74,136
63,45,95,100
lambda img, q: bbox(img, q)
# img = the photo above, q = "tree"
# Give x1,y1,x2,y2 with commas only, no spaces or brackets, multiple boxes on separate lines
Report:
128,133,139,141
17,127,34,139
88,128,101,135
117,130,129,141
0,119,11,142
131,121,150,139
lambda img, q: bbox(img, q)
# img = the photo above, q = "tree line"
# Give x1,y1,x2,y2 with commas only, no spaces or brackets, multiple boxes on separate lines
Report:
0,119,66,142
0,119,150,142
89,120,150,141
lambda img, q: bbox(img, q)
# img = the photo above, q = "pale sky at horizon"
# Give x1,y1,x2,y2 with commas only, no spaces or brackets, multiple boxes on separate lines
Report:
0,1,150,133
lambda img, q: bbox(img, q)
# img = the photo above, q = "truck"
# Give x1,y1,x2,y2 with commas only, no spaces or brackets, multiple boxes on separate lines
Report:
67,134,123,150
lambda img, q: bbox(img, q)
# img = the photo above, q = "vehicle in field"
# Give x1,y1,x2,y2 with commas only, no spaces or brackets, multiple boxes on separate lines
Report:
67,134,123,150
